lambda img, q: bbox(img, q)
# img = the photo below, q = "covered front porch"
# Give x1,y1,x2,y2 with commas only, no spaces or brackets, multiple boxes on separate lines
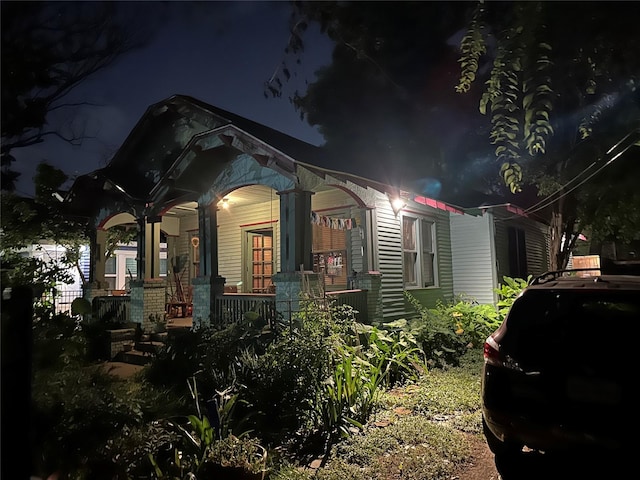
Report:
67,96,384,331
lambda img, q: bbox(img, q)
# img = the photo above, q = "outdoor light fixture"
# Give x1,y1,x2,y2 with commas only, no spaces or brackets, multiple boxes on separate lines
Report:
221,197,229,209
391,197,407,215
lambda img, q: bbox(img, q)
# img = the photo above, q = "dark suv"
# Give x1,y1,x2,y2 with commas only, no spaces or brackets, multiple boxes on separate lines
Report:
481,263,639,465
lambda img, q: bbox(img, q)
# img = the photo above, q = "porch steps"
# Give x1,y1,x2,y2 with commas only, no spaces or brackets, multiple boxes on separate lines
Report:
117,348,153,366
109,325,189,370
114,337,166,366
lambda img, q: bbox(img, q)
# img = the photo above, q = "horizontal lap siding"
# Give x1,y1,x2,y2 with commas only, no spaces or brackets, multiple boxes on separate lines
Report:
493,211,550,283
217,198,280,290
373,196,454,321
450,213,496,305
374,196,406,321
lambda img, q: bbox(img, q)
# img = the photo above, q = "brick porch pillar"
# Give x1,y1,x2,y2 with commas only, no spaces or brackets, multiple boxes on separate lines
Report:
129,278,166,331
191,275,225,329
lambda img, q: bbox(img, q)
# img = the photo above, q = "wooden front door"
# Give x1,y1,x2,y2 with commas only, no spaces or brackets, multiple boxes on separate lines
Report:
245,229,273,293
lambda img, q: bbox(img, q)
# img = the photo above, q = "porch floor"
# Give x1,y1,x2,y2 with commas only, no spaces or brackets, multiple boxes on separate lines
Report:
167,316,193,329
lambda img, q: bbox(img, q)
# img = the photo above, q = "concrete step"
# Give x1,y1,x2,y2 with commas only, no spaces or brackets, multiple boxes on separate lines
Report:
135,340,164,354
116,349,153,366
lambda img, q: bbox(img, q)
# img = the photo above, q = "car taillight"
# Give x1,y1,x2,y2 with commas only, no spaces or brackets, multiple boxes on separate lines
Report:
483,335,502,367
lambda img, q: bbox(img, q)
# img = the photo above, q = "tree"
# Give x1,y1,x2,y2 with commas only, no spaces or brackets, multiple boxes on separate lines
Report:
271,1,639,270
1,1,143,190
456,1,640,268
266,1,477,194
0,164,89,291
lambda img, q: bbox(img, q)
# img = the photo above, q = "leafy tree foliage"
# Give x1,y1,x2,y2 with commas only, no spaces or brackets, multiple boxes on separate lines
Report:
1,1,142,190
0,164,88,290
267,1,476,193
271,1,639,270
456,1,640,268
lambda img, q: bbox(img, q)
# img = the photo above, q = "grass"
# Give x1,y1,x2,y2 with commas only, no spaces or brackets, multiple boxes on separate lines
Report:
269,347,485,479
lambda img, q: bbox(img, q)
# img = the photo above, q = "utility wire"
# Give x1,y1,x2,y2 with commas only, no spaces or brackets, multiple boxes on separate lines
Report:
524,128,639,216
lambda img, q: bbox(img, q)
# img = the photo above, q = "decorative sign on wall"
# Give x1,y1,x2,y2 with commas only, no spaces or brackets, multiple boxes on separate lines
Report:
314,251,345,277
311,211,360,230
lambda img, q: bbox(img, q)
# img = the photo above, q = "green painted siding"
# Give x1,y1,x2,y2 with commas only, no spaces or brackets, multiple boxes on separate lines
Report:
374,194,454,321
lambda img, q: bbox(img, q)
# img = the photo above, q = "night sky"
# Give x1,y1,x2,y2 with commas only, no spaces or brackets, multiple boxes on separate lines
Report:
11,1,333,197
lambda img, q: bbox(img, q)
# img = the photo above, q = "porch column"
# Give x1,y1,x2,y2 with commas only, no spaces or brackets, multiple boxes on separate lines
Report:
145,215,162,279
278,188,313,272
191,201,224,328
191,275,225,329
83,228,110,318
89,228,108,287
130,278,166,332
272,188,315,322
135,216,146,280
197,202,219,277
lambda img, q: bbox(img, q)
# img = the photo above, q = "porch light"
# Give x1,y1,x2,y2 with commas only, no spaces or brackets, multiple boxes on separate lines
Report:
391,197,406,215
221,198,229,209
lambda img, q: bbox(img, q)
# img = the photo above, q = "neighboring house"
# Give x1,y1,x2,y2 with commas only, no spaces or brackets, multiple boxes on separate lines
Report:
62,94,551,331
450,203,550,305
20,242,89,313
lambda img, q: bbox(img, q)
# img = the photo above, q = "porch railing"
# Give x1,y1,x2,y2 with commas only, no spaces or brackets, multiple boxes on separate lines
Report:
214,293,277,325
40,289,84,315
86,289,367,326
92,295,131,324
214,289,368,325
326,289,368,323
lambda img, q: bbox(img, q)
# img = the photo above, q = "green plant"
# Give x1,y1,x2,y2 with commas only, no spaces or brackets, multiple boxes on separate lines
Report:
208,434,268,475
358,320,427,387
148,377,267,479
494,275,531,321
148,377,217,478
404,293,469,368
436,296,502,348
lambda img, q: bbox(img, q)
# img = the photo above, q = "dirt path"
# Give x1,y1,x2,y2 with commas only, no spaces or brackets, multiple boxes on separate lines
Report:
455,434,501,480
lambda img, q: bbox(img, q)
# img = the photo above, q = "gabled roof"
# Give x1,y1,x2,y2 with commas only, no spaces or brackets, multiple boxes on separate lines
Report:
65,94,467,218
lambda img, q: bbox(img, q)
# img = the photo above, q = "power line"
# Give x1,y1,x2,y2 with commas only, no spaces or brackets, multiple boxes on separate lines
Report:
523,128,639,216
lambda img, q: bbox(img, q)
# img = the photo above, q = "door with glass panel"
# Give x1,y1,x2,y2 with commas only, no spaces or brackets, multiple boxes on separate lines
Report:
244,229,273,293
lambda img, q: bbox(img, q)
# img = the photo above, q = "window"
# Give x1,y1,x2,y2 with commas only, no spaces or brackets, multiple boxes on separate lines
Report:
507,227,528,278
105,256,117,289
402,216,436,288
312,220,347,289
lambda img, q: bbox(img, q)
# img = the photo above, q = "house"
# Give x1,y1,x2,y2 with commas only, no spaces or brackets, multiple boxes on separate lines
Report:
450,203,550,305
63,94,551,331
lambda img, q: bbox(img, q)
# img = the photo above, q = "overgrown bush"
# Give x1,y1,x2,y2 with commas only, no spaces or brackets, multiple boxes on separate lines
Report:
495,275,531,320
404,293,470,368
405,277,530,368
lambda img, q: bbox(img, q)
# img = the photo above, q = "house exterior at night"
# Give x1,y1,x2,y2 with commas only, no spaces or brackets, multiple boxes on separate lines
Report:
64,95,550,332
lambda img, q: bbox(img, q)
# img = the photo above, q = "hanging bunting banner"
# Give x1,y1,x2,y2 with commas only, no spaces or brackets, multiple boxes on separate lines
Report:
311,211,359,230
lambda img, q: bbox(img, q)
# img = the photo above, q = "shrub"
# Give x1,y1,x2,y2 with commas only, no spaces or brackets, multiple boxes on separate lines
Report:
495,275,531,320
404,293,469,368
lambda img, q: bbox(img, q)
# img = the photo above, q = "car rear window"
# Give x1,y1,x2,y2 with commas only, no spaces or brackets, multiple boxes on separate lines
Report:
503,290,639,370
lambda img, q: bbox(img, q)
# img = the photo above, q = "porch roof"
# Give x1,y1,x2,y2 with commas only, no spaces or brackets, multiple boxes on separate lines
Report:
65,95,328,216
64,94,467,219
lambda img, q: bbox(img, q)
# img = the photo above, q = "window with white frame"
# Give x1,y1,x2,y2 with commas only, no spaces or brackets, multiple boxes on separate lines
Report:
402,216,436,288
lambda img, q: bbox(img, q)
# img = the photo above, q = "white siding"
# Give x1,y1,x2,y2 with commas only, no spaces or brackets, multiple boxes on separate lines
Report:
450,212,497,305
217,196,280,291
